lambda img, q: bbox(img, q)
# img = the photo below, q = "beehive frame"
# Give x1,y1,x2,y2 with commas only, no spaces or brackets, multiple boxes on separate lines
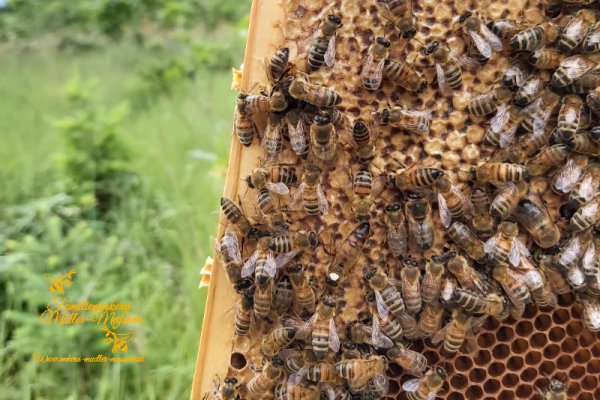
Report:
192,0,600,398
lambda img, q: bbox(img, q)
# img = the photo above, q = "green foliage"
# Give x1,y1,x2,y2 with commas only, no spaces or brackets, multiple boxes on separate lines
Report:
53,76,137,216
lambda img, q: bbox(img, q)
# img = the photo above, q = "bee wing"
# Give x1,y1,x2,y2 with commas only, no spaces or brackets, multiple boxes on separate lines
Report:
371,315,394,348
555,158,582,193
265,252,278,277
582,200,599,219
435,64,451,94
564,104,580,123
329,317,340,352
402,377,425,392
561,56,596,79
437,193,452,228
400,111,431,135
499,123,518,149
566,18,584,41
362,54,385,90
300,27,321,52
582,242,596,273
375,289,390,321
297,313,318,339
324,35,336,67
484,233,501,254
491,103,510,134
241,250,259,278
465,334,478,353
316,184,330,215
276,251,299,269
505,65,525,86
289,119,308,155
507,240,522,267
398,348,426,377
402,109,433,119
490,182,518,216
470,30,492,58
452,54,481,70
579,175,596,199
582,299,600,330
370,374,390,396
267,182,290,195
501,279,527,309
469,91,496,109
532,108,552,135
287,366,310,390
291,182,305,204
480,23,503,51
519,95,542,117
586,30,600,47
560,237,582,266
431,321,450,345
388,225,408,255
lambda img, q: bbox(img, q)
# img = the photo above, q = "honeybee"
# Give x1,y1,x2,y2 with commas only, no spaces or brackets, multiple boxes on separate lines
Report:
306,15,343,71
446,255,490,294
484,105,521,149
528,48,566,70
501,62,527,91
581,297,600,332
349,321,394,349
433,176,473,228
493,263,532,318
467,87,513,117
234,95,255,147
425,40,479,94
421,255,445,304
207,376,240,400
247,357,284,396
214,228,247,291
471,187,495,239
471,162,530,183
262,113,284,162
273,275,293,316
432,308,481,353
377,0,417,39
220,197,261,240
514,257,557,308
490,181,528,219
551,55,598,89
485,221,530,267
536,379,567,400
292,164,329,216
239,89,288,116
380,106,432,135
552,95,585,145
526,144,571,177
557,231,593,273
365,267,405,321
582,234,600,284
405,193,435,251
402,366,447,400
269,230,318,258
326,222,370,286
306,361,339,385
514,73,544,106
285,109,310,160
383,203,408,258
246,166,291,197
334,355,389,393
551,153,588,194
459,11,503,60
310,113,337,167
397,310,418,340
440,274,459,305
570,194,600,232
288,75,343,108
588,87,600,114
362,37,390,91
261,327,297,357
447,222,486,262
568,133,600,155
519,90,560,135
536,254,571,295
389,165,443,191
350,165,386,221
254,278,274,320
352,120,377,163
583,21,600,53
383,58,428,93
509,21,560,51
300,297,340,359
287,264,316,318
508,127,551,164
234,286,255,336
256,188,288,234
488,19,519,40
266,48,289,85
416,301,444,338
513,190,561,249
242,236,297,284
557,9,596,53
453,288,509,320
367,291,404,343
569,163,600,210
273,382,319,400
400,258,422,315
386,344,427,377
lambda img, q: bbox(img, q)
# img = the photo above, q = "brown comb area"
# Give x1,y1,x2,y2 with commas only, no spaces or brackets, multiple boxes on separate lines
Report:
219,0,600,398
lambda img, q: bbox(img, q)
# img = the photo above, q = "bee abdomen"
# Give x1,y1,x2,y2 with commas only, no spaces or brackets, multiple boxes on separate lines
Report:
309,37,329,70
444,64,462,89
510,27,542,50
257,188,275,215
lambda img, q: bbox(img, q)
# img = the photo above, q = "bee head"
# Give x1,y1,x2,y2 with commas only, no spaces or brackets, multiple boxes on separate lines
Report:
366,291,376,303
342,341,357,351
469,166,477,181
288,263,303,273
387,172,396,186
314,113,331,125
459,11,472,23
325,275,339,287
550,379,566,392
385,203,401,213
272,355,284,366
280,47,289,56
381,109,390,125
322,297,336,308
426,41,440,55
234,278,252,293
224,377,238,384
327,14,343,27
365,267,378,280
436,366,447,379
376,37,391,48
403,258,418,267
308,231,318,247
244,175,255,188
407,192,422,200
247,227,262,241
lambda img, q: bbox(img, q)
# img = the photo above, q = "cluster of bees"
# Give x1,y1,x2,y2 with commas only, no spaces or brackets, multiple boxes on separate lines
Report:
205,0,600,399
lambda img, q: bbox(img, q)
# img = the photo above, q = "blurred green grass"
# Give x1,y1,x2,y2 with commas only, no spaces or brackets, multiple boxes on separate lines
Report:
0,41,237,399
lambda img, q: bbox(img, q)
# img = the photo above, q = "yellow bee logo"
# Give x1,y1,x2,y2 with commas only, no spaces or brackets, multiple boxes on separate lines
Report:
102,327,135,354
44,269,76,295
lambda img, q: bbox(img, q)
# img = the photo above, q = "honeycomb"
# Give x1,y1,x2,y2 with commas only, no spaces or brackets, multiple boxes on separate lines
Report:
193,0,600,397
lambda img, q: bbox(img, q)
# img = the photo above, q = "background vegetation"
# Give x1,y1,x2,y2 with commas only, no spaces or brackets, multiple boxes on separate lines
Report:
0,0,250,398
